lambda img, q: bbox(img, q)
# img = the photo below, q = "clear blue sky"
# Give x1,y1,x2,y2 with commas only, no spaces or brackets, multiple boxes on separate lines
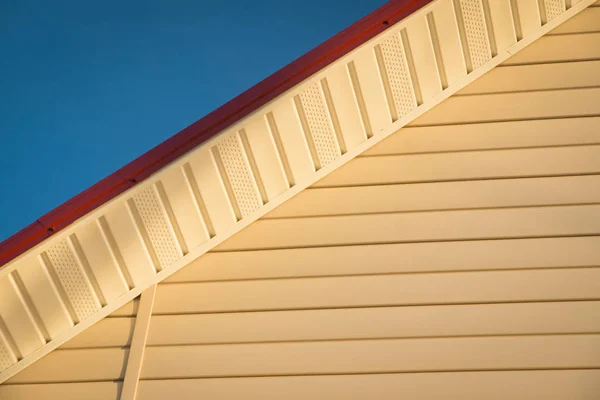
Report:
0,0,386,242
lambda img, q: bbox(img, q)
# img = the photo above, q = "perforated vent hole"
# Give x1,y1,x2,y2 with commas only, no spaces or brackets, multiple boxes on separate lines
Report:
459,0,491,69
380,34,417,117
133,186,181,269
216,135,262,218
45,240,99,321
299,84,340,167
0,336,14,372
544,0,565,21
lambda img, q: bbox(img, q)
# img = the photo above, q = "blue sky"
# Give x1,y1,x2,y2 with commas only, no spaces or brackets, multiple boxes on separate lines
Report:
0,0,386,242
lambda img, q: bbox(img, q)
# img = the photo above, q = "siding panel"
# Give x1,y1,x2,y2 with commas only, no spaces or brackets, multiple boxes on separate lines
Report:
364,117,600,155
411,88,600,126
60,317,134,349
457,61,600,94
6,348,127,383
137,371,600,400
503,33,600,65
148,301,600,345
216,205,600,251
168,236,600,282
110,298,139,317
141,335,600,378
316,145,600,187
549,7,600,34
267,175,600,218
0,382,120,400
155,268,600,314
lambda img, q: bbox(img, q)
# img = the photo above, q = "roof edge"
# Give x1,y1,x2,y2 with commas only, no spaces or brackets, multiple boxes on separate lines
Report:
0,0,432,267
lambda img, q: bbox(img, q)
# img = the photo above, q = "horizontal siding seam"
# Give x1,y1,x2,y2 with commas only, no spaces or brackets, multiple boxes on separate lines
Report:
136,367,600,381
159,264,600,284
260,203,600,221
144,332,600,348
357,144,600,157
151,297,600,316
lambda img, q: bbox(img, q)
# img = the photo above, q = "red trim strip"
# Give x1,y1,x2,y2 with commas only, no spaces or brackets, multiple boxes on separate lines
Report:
0,0,433,267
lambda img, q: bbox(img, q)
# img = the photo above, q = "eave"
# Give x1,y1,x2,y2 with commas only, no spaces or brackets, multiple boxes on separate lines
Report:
0,0,595,383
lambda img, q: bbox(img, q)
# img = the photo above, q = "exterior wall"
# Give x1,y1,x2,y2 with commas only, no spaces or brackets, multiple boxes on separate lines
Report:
0,300,137,399
2,3,600,399
140,8,600,398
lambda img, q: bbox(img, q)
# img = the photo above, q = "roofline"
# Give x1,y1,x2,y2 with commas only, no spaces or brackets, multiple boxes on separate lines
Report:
0,0,433,267
1,0,594,383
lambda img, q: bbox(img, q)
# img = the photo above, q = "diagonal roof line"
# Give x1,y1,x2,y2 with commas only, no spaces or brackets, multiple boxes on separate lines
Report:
0,0,433,268
1,0,595,384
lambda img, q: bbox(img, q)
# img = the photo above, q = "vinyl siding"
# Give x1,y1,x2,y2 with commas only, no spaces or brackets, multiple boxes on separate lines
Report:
0,301,135,398
3,4,600,400
140,7,600,399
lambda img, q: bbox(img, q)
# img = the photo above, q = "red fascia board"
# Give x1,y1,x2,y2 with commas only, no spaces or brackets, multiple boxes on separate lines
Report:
0,0,433,267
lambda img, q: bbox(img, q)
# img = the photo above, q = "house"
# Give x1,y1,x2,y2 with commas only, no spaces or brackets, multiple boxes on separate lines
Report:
1,0,599,398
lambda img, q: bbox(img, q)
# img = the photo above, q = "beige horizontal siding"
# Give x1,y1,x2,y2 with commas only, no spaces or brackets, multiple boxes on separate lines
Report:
267,175,600,218
61,317,134,349
168,236,600,282
6,348,127,384
4,371,599,400
216,205,600,251
549,7,600,34
315,145,600,187
136,370,600,400
155,268,600,314
457,61,600,95
140,335,600,379
57,299,137,348
110,297,139,317
410,87,600,126
364,117,600,155
0,382,120,400
5,371,599,400
147,301,600,346
3,299,136,394
503,33,600,65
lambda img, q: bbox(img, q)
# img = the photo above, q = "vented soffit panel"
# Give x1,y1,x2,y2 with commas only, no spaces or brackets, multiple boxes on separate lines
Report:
0,0,594,383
